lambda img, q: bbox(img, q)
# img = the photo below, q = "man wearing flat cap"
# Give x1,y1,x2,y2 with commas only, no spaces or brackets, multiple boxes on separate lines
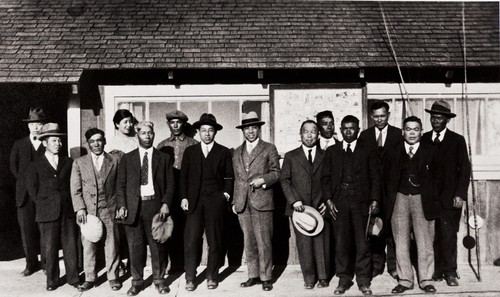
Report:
180,113,234,291
115,121,174,296
26,123,79,291
70,128,121,292
232,111,280,291
157,110,198,273
422,100,471,287
10,107,47,276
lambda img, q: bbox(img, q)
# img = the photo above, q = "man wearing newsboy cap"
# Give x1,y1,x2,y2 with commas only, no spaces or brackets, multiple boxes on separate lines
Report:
422,100,471,287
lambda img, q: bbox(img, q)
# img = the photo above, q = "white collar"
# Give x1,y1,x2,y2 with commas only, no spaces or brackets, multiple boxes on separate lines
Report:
201,141,215,150
376,125,388,135
342,139,357,151
139,146,154,157
90,152,104,160
302,144,316,155
404,142,420,154
245,138,260,149
432,128,447,141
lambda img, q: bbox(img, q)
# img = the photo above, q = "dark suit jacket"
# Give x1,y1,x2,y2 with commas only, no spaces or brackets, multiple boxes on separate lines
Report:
383,142,439,222
26,154,74,223
180,142,234,215
422,129,471,210
321,141,381,210
10,137,46,207
232,140,280,212
281,146,325,216
71,152,120,218
358,125,402,152
116,148,174,225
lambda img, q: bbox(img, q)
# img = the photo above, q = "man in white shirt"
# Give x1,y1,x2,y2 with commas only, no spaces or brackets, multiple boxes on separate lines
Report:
316,110,340,150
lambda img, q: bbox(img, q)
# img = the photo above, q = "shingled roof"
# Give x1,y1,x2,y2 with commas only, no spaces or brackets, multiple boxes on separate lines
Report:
0,0,498,83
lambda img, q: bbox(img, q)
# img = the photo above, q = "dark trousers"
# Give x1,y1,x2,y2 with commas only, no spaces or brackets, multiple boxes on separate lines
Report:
434,208,461,278
184,192,225,281
370,224,397,274
17,199,45,268
39,216,79,287
124,200,167,286
334,194,372,287
167,169,185,272
293,217,331,284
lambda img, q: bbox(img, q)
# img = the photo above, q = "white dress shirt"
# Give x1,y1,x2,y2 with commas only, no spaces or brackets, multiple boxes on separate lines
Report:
404,142,420,155
91,152,104,171
319,136,335,150
45,152,58,170
201,141,215,158
301,144,317,163
342,139,357,152
375,125,388,147
245,138,260,154
139,147,155,197
432,128,447,142
30,133,41,150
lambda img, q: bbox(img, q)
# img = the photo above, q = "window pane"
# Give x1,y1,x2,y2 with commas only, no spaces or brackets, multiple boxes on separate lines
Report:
150,102,177,147
212,101,240,149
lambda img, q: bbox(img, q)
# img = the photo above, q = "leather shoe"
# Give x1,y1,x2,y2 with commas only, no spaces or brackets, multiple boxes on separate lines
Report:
262,281,273,291
359,285,372,295
21,263,40,277
155,283,169,294
317,279,329,288
109,280,122,291
304,283,314,289
388,269,398,280
423,285,437,293
391,284,412,294
207,279,218,289
46,285,58,291
127,285,142,296
241,278,259,287
78,281,94,292
432,273,443,282
185,280,196,291
445,275,459,286
334,285,349,295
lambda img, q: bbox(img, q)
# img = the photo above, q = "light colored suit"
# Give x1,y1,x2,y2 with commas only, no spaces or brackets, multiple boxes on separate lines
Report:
70,152,120,283
232,139,280,281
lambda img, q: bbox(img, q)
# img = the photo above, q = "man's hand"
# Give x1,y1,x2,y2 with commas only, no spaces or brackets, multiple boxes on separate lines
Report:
160,203,170,222
318,203,326,216
369,201,380,215
116,207,128,220
293,201,305,212
232,205,237,215
181,198,189,211
453,196,465,208
326,199,338,220
223,192,230,201
249,177,265,189
76,209,87,224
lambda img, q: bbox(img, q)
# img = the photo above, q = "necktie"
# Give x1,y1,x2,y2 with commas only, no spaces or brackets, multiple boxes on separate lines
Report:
408,146,414,159
93,155,101,171
203,145,209,157
346,143,353,156
247,143,253,154
434,133,441,145
140,152,148,185
377,129,383,147
51,155,58,170
308,149,313,165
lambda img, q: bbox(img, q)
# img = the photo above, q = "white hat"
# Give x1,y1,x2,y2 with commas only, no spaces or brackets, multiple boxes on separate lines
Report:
79,214,103,243
292,205,324,237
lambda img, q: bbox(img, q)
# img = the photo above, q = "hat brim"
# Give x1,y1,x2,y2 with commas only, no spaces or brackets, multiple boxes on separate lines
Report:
22,118,48,122
192,120,223,131
79,214,103,243
36,132,66,140
424,109,456,118
292,205,324,237
236,121,266,129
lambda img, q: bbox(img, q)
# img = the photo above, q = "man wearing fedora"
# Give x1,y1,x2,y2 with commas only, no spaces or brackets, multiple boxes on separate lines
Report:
281,120,331,290
9,107,47,276
115,121,174,296
316,110,341,151
180,113,234,291
25,123,80,291
358,100,402,279
383,116,438,294
232,111,280,291
157,110,198,273
422,100,471,286
70,128,122,292
321,115,381,295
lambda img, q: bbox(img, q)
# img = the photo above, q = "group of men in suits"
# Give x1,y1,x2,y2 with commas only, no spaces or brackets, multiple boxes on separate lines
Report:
10,99,470,296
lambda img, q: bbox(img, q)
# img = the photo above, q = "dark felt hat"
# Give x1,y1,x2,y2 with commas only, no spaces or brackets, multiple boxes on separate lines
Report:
192,113,223,131
425,100,456,118
36,123,66,140
23,107,48,122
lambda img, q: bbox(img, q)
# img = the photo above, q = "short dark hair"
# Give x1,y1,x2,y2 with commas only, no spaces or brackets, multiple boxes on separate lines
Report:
316,110,334,122
112,109,134,128
299,120,319,133
341,115,359,126
85,128,105,141
403,116,422,128
370,100,390,113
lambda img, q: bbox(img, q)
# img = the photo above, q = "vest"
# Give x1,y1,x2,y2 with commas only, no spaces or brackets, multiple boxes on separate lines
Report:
92,162,108,210
398,148,421,195
199,150,219,198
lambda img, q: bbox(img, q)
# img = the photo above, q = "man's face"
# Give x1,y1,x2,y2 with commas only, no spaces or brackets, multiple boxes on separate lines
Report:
430,114,450,133
28,122,44,136
340,122,359,143
88,133,106,156
137,125,155,149
371,107,390,130
242,125,260,143
300,123,319,148
403,121,422,145
168,119,184,137
43,136,63,155
319,116,335,139
199,125,216,145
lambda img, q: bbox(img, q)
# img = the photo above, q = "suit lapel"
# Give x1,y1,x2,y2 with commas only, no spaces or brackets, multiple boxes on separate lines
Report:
82,155,98,187
236,144,249,179
152,148,160,180
247,141,265,167
295,147,312,174
100,153,114,184
312,148,324,175
438,130,453,154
